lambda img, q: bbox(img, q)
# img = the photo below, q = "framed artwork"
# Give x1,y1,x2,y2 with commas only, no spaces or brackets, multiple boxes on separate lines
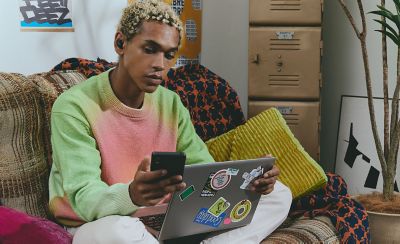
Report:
335,95,400,195
19,0,74,32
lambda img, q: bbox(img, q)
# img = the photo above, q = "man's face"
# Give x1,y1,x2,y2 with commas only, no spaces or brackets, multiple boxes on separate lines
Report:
119,21,179,94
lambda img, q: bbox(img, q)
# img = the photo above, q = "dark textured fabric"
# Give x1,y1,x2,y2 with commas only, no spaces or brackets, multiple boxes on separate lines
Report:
51,57,116,78
164,64,246,141
0,207,72,244
51,58,246,141
290,173,370,243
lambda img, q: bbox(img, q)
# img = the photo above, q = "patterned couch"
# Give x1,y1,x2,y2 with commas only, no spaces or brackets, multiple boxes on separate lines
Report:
0,61,366,243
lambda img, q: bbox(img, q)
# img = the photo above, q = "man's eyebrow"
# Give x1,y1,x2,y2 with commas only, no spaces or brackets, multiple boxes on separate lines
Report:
144,40,178,52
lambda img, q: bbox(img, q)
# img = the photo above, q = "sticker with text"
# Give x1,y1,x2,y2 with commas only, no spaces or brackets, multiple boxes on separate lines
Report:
200,173,217,197
179,185,195,201
193,208,226,228
230,200,252,222
207,197,230,217
227,168,239,176
240,166,264,190
211,169,231,190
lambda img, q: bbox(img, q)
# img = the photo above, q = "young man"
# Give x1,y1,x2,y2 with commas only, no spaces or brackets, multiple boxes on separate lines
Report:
49,1,292,243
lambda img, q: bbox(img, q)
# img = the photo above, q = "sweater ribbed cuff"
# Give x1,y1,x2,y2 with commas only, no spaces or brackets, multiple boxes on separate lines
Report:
112,183,138,215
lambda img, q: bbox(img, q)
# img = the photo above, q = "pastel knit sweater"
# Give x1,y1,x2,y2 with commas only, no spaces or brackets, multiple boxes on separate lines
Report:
48,69,214,226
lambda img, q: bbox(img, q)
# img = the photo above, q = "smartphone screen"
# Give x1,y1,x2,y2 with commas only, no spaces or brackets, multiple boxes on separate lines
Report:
150,152,186,179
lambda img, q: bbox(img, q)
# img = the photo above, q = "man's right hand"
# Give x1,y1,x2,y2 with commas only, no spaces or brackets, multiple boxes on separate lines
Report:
128,157,186,206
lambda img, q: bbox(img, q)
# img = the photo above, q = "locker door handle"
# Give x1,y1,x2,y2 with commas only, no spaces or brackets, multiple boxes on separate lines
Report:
251,54,260,64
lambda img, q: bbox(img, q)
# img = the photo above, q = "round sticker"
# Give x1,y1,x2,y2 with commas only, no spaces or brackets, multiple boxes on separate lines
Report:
230,200,252,222
211,169,231,190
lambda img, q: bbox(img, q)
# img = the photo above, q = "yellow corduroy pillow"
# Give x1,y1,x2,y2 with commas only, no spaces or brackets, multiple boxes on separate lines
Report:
205,108,327,198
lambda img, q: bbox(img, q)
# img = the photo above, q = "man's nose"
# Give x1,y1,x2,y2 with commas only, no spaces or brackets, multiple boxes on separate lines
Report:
153,53,165,71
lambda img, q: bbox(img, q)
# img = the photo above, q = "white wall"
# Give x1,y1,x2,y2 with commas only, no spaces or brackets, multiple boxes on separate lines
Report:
0,0,126,75
201,0,249,117
321,0,398,171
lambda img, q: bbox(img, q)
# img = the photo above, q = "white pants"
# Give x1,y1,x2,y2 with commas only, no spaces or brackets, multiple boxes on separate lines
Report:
69,181,292,244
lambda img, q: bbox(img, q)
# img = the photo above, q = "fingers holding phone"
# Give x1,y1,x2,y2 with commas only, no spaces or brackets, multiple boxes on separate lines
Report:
129,153,186,206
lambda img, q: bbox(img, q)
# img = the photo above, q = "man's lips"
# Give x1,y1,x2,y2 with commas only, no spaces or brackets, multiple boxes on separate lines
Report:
145,74,162,80
145,74,163,85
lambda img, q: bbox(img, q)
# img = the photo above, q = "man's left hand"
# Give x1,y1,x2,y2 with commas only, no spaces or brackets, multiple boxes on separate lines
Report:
250,165,279,195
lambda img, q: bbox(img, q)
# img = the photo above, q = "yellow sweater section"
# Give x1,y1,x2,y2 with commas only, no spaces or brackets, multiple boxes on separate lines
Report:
206,108,327,198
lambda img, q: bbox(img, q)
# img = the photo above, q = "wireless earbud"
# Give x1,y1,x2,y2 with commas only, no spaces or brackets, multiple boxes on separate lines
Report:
117,39,124,49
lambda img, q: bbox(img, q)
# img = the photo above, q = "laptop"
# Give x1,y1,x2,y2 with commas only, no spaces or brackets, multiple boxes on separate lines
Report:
132,157,275,241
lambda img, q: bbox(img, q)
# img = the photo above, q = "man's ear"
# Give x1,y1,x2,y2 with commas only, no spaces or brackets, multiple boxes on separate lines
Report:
114,32,126,55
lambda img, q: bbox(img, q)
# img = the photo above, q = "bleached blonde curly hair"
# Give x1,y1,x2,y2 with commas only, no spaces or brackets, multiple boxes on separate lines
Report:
118,0,183,43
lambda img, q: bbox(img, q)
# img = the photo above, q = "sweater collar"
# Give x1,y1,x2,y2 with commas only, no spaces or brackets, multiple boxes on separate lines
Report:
100,69,153,119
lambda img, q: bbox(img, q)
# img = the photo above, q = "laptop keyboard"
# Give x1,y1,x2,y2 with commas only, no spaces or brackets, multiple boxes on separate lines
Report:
139,213,166,231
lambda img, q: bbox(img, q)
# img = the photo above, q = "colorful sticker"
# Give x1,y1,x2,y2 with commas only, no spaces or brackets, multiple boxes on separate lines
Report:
230,200,252,222
211,169,231,190
207,197,230,217
200,173,217,197
179,185,195,201
223,217,232,225
240,166,264,190
193,208,226,228
227,168,239,176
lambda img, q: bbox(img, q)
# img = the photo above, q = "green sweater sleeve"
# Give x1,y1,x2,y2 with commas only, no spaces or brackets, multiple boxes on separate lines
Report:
51,111,138,221
176,102,215,164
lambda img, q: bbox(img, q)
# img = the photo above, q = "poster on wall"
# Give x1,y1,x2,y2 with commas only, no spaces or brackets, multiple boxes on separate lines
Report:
128,0,202,67
335,95,400,195
20,0,74,32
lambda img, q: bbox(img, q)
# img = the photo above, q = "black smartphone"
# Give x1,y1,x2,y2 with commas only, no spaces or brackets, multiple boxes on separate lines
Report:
150,152,186,179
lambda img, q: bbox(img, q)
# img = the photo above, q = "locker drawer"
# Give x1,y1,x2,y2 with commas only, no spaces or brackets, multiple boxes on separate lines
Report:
248,100,320,160
249,27,321,100
249,0,322,26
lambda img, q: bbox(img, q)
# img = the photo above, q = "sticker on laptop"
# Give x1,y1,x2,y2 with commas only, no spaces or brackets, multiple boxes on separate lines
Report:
200,173,218,197
227,168,239,176
193,208,226,228
223,217,232,225
230,200,252,222
207,197,230,217
240,166,264,190
179,185,195,201
211,169,231,190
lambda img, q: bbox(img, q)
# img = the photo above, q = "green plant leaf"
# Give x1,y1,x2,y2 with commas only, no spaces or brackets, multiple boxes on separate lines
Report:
376,29,400,46
371,9,395,23
394,0,400,15
371,6,400,30
374,19,399,39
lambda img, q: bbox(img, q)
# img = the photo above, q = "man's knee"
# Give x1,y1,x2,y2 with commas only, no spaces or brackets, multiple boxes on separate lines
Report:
277,181,292,203
260,181,292,216
72,215,158,244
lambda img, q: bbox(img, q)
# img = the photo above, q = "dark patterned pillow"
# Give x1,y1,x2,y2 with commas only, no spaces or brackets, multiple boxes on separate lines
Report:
0,73,49,218
164,64,246,141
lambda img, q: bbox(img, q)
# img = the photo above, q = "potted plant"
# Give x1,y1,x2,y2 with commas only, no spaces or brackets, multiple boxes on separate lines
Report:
336,0,400,242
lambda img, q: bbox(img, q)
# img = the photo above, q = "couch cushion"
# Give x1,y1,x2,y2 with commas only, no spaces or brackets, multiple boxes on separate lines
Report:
29,71,87,167
262,216,339,243
206,108,327,198
0,73,49,218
